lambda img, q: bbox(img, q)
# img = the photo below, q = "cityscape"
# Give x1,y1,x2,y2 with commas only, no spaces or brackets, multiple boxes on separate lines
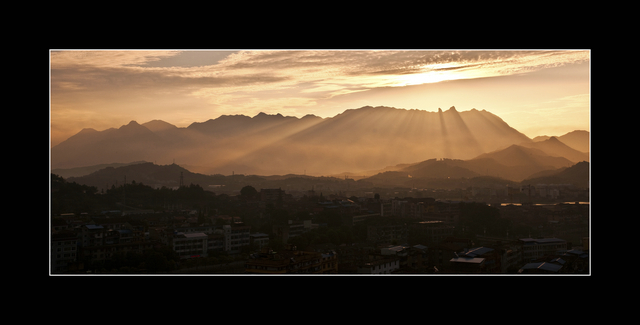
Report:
50,49,590,276
51,162,589,275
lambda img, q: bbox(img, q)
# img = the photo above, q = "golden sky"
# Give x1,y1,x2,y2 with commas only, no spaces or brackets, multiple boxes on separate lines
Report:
50,49,590,147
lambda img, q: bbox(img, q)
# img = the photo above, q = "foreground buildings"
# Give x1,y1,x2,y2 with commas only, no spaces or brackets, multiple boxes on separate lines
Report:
50,187,589,275
244,244,338,274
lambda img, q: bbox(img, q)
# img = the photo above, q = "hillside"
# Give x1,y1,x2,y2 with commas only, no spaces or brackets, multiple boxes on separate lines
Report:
521,136,589,163
521,161,589,188
358,141,588,188
51,161,149,179
532,130,589,153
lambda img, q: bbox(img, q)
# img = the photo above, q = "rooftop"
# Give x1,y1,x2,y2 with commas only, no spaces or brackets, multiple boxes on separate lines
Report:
518,262,563,273
460,247,494,258
450,257,485,264
519,238,566,244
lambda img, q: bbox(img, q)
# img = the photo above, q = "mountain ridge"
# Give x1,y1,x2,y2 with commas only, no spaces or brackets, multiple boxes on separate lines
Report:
51,106,588,177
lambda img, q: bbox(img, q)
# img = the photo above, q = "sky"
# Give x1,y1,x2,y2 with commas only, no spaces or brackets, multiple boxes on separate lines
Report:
49,49,590,147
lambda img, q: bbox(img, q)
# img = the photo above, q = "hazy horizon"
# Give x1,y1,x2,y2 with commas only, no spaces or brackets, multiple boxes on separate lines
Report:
50,49,590,147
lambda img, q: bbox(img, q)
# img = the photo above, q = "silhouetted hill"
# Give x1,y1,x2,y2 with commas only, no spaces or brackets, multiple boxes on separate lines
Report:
52,106,534,175
142,120,178,132
521,161,589,188
533,130,589,153
52,121,168,169
402,159,480,178
523,136,589,163
52,161,150,179
65,162,225,191
558,130,589,153
472,144,573,168
358,139,589,187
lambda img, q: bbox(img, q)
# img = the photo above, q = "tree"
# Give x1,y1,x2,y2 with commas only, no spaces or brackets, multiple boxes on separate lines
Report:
240,185,258,200
144,251,168,273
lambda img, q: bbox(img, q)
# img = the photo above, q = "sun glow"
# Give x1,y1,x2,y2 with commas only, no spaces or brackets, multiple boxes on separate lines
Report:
391,64,483,86
395,71,463,86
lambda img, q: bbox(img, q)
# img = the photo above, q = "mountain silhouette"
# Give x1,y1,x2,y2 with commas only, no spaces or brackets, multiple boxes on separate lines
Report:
532,130,589,153
66,162,220,190
52,106,567,176
522,161,589,188
520,136,589,163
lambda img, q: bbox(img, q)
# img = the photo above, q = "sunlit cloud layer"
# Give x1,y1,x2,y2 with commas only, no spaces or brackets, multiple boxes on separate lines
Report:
50,49,590,146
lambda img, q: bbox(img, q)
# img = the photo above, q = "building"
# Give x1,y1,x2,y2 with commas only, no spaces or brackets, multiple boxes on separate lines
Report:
320,250,338,274
518,261,563,274
272,220,313,243
222,224,251,253
409,221,454,244
173,232,208,259
244,245,327,274
454,246,501,273
172,223,251,257
428,237,474,273
250,233,270,250
367,223,407,246
81,241,155,265
380,244,429,273
343,213,379,226
51,230,79,274
357,257,400,274
449,256,486,273
261,188,284,203
519,237,567,262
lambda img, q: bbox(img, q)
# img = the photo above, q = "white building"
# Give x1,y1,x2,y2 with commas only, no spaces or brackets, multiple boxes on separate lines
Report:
173,232,208,259
357,257,400,274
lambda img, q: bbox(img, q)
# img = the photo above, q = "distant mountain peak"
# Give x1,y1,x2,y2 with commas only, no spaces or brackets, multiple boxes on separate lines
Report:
142,120,178,132
78,128,98,134
254,112,285,119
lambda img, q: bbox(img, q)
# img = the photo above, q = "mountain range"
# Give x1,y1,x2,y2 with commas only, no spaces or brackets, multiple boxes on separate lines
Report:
51,106,589,182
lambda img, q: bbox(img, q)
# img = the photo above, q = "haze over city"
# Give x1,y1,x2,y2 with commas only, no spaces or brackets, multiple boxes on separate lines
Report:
50,49,590,148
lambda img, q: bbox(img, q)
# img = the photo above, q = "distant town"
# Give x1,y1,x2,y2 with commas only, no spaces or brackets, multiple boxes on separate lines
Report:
50,171,589,275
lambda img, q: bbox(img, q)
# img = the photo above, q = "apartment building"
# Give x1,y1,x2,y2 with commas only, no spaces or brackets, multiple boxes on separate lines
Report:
173,223,252,257
51,231,79,274
367,223,407,246
356,257,400,274
409,220,454,244
249,233,270,250
173,232,208,259
519,237,567,262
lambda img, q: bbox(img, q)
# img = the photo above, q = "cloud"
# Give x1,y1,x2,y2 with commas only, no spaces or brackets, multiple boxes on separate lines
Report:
51,50,589,99
50,49,590,144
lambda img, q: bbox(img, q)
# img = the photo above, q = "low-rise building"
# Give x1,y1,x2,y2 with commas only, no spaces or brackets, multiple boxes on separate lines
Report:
173,232,208,259
250,233,270,250
172,223,251,257
245,245,327,274
357,257,400,274
518,261,563,274
409,220,454,244
519,237,567,262
367,223,407,246
449,256,486,273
